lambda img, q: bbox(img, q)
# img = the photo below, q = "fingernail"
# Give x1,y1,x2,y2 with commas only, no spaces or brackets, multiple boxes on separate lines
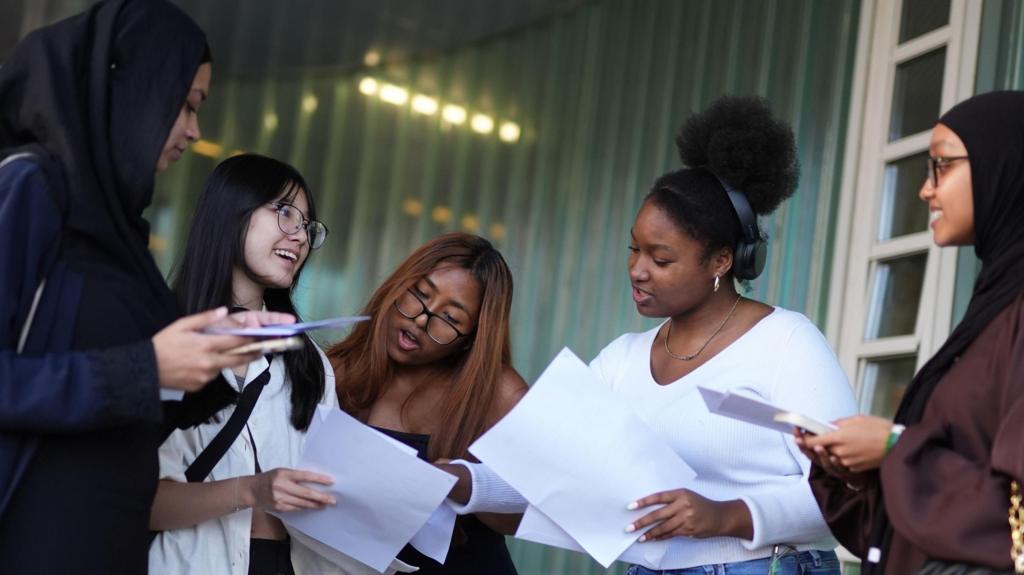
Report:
638,534,647,543
625,524,636,533
626,501,638,511
328,498,336,505
215,306,228,317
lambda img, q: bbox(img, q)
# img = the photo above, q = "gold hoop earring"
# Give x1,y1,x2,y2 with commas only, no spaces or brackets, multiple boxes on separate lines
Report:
714,275,720,292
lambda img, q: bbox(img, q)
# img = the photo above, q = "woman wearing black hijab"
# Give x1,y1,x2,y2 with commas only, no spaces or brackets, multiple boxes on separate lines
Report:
0,0,283,572
797,90,1024,574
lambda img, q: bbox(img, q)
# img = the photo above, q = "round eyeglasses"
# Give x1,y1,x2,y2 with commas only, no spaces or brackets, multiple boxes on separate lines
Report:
273,202,328,249
393,289,469,345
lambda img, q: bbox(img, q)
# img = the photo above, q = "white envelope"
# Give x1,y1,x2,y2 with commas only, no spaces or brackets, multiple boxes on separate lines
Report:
697,386,836,435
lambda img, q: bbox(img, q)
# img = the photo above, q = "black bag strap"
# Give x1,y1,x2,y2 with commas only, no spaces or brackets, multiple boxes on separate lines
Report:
184,356,272,483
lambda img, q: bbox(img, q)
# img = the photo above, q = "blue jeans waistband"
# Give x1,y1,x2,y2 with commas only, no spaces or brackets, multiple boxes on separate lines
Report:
626,549,841,575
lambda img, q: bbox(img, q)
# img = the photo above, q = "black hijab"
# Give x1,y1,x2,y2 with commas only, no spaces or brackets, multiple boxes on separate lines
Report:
895,90,1024,425
868,90,1024,573
0,0,208,346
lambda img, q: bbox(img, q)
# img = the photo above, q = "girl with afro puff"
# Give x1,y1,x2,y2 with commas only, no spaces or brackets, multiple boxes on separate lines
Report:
588,96,856,574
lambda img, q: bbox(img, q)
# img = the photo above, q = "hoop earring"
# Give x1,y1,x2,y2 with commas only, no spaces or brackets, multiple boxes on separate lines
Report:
713,275,720,293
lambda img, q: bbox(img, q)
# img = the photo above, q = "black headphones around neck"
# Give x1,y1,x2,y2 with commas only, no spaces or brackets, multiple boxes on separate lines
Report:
712,175,766,280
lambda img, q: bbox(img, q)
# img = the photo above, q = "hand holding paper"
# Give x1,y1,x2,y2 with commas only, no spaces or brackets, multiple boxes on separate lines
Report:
626,488,752,542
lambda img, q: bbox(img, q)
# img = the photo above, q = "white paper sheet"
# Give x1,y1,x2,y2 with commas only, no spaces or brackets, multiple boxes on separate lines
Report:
275,407,458,573
288,527,419,574
697,386,836,435
516,505,668,567
469,348,696,568
408,501,457,564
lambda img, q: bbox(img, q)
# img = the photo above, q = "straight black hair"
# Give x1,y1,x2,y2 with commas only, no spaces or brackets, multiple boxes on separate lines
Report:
172,153,325,431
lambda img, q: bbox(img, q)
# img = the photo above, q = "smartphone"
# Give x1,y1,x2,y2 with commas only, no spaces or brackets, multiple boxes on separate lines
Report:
773,411,836,436
225,335,304,356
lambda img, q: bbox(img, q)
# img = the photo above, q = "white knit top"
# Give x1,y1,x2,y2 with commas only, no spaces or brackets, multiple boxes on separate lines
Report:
589,307,856,570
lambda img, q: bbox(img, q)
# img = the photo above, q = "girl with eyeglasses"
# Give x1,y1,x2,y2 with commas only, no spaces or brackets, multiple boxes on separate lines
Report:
149,154,342,575
800,92,1024,574
327,232,530,575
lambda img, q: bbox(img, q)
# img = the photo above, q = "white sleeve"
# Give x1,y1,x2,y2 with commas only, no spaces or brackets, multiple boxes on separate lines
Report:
738,319,857,549
157,429,191,482
444,459,528,514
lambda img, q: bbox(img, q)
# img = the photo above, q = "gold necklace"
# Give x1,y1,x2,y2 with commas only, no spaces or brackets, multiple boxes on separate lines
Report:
663,294,742,361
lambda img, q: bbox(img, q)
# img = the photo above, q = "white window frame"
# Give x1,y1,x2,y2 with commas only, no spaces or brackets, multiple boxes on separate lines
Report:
826,1,981,570
827,0,981,400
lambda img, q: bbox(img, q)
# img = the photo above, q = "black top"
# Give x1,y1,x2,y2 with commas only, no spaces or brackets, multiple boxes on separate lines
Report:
373,427,518,575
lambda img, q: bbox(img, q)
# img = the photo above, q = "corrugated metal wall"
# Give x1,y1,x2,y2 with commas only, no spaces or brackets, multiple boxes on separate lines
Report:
150,0,861,385
3,1,862,572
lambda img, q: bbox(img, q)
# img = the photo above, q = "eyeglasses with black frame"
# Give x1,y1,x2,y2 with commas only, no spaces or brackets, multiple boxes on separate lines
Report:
927,155,969,189
271,202,328,249
393,289,469,345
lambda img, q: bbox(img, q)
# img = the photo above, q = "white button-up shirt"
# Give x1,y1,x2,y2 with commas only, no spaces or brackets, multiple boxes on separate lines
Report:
149,349,340,575
149,348,416,575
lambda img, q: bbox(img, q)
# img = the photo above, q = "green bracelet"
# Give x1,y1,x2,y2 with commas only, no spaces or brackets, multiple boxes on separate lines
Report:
885,424,906,454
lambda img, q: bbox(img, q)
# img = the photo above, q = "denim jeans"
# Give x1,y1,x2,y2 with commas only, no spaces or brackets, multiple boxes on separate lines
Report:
625,549,840,575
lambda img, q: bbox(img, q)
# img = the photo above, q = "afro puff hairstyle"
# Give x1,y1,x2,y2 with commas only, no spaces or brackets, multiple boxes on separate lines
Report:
645,95,799,268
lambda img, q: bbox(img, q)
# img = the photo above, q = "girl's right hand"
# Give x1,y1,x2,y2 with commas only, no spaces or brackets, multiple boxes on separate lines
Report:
152,307,261,392
800,414,893,472
248,468,336,513
795,428,870,489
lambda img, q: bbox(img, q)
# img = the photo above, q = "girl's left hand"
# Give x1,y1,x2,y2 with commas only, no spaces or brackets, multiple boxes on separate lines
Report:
626,489,751,541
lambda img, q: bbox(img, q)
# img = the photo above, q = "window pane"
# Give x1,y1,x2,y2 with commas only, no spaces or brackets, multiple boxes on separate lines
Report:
865,253,928,339
899,0,950,44
889,48,945,142
861,356,917,418
878,152,930,240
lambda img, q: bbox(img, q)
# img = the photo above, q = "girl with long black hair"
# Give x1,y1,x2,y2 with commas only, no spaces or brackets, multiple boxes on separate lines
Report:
149,154,339,575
